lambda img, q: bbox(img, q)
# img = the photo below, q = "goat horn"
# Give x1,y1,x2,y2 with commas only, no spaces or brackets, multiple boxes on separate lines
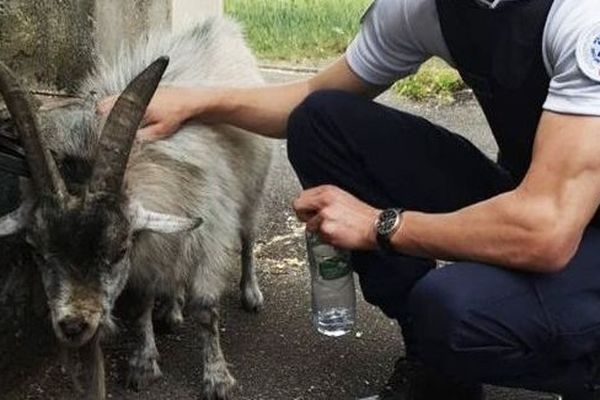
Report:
88,56,169,194
0,61,68,202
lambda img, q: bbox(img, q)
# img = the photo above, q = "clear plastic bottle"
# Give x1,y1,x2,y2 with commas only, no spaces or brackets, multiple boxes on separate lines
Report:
306,230,356,337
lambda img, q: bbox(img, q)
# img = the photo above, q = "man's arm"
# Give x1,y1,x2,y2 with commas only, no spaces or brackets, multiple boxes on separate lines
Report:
205,57,384,139
294,112,600,273
393,112,600,272
98,57,383,140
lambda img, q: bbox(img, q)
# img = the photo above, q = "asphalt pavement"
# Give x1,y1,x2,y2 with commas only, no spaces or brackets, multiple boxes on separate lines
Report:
2,69,559,400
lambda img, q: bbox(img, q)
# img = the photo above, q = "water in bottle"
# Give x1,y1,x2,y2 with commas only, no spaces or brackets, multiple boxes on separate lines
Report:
306,231,356,337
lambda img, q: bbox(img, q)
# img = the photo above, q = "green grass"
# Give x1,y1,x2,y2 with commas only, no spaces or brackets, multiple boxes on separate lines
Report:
225,0,370,61
393,59,466,103
226,0,466,102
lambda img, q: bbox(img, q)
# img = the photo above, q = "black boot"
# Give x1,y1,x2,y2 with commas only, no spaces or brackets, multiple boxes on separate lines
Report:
377,357,484,400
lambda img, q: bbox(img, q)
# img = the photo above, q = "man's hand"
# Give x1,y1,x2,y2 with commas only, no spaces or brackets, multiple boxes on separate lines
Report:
97,87,212,141
293,185,380,250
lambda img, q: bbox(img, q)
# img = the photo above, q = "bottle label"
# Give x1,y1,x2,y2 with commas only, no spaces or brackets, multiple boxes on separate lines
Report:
319,256,351,280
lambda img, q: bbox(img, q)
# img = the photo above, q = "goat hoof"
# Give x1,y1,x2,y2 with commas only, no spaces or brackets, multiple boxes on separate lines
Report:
127,352,163,391
202,365,236,400
241,284,264,313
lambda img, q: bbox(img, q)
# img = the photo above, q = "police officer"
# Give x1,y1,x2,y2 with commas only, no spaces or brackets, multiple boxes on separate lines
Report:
100,0,600,398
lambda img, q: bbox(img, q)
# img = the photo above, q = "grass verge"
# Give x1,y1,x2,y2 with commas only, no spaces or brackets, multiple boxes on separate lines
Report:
225,0,370,61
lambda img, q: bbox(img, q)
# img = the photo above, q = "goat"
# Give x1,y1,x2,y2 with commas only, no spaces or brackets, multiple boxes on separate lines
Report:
0,17,273,400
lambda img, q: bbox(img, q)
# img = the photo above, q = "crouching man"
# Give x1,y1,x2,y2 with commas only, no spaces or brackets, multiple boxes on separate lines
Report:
100,0,600,398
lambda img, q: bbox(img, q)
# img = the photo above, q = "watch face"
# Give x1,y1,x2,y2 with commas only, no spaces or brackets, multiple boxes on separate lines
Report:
377,209,399,236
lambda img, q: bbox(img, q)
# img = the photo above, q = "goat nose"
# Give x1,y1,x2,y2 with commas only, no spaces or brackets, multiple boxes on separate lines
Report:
59,317,88,339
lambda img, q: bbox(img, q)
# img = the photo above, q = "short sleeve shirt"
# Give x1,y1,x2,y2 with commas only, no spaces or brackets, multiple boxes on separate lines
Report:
345,0,600,116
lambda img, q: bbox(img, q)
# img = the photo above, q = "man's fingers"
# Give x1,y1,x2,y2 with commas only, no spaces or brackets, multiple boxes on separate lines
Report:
294,185,348,224
293,191,317,221
293,185,337,216
138,123,166,141
306,214,322,233
293,194,321,222
302,185,339,199
296,209,317,222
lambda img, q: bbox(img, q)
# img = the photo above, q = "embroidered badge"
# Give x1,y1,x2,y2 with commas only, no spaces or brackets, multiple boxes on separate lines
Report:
576,22,600,82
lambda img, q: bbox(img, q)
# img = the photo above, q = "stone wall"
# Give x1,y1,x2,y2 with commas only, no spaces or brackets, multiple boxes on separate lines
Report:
0,0,96,92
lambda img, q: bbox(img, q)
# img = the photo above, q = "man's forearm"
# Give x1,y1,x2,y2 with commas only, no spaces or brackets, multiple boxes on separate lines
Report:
188,57,380,139
390,190,581,272
192,81,311,139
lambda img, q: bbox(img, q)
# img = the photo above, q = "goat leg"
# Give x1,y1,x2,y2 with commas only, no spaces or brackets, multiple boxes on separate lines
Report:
196,305,235,400
240,233,264,312
126,292,162,391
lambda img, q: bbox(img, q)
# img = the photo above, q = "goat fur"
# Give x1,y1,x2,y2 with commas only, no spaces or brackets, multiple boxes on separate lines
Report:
36,16,274,398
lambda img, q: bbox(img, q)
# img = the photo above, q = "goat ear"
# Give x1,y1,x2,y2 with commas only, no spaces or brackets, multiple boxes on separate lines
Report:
130,202,203,234
0,201,33,236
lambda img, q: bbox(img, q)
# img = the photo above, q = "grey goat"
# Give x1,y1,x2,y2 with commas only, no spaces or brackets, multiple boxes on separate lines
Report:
0,17,273,400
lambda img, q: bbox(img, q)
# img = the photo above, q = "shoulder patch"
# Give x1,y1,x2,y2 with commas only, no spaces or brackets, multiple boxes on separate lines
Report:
576,22,600,83
360,1,376,24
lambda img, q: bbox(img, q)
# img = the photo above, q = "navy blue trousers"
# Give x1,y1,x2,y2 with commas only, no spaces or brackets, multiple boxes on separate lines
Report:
287,90,600,398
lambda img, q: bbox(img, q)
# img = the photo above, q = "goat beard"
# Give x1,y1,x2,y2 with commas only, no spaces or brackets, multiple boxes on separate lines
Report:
60,332,106,400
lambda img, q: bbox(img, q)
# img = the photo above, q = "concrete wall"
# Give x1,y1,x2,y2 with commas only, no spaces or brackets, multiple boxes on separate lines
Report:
95,0,172,63
97,0,224,61
0,0,96,92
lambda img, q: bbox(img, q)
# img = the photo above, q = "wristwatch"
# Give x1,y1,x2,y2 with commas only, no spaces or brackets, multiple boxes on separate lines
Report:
375,208,404,253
